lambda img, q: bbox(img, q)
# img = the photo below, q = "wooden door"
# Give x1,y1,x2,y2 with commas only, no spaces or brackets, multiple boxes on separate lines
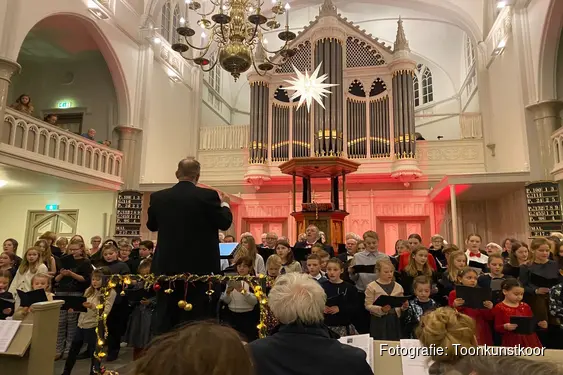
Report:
243,219,288,241
376,217,430,255
25,210,78,248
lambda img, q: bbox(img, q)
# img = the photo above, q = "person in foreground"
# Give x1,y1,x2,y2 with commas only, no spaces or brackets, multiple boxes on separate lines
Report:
248,273,373,375
147,158,233,334
132,322,253,375
415,307,563,375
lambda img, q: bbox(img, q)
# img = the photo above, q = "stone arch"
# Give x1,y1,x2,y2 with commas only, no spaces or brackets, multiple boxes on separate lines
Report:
538,0,563,101
9,8,131,126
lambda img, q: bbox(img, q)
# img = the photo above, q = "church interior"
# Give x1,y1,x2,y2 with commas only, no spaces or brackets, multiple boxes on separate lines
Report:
0,0,563,374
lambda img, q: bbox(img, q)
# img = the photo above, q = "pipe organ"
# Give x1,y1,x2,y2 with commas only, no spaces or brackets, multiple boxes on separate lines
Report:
246,0,421,184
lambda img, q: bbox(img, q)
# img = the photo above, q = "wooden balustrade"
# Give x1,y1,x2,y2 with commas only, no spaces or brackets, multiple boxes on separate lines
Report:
2,108,123,180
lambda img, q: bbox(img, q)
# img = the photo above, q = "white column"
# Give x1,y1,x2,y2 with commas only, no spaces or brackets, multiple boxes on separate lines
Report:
116,126,143,190
450,184,459,245
526,100,563,179
0,57,20,119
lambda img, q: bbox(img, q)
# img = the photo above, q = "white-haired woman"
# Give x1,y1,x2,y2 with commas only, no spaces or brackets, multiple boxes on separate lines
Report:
248,273,373,375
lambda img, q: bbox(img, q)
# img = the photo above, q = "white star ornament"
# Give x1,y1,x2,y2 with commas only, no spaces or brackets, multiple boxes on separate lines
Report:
282,63,338,111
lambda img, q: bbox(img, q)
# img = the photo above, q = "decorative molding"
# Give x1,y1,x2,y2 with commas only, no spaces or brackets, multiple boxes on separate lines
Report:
373,202,431,216
242,204,290,218
484,6,513,67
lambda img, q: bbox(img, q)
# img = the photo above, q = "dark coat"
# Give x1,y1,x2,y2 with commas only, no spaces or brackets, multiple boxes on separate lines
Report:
248,324,373,375
147,181,232,275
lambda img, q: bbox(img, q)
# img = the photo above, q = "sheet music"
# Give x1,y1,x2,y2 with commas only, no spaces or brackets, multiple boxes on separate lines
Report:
399,339,430,375
0,320,22,352
339,334,374,371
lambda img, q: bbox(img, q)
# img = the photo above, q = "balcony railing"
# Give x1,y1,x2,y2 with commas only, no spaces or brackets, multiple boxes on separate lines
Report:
1,108,123,184
199,125,249,150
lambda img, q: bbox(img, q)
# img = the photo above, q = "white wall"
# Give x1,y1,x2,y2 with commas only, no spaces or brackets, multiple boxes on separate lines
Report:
485,40,528,172
0,191,116,256
9,54,118,142
141,62,198,183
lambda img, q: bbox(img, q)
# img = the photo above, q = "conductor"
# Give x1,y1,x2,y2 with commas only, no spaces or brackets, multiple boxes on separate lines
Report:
147,158,233,334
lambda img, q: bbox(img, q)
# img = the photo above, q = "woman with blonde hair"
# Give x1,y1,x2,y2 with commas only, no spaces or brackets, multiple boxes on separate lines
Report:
35,239,56,276
416,307,477,374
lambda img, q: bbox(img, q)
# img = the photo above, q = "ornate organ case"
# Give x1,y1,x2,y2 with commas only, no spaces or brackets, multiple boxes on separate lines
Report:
246,0,420,186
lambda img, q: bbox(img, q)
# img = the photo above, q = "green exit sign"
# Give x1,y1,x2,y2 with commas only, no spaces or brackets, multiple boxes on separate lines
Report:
56,100,73,109
45,204,59,211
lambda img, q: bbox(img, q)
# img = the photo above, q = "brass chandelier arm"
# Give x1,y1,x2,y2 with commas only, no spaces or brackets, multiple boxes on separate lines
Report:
249,45,287,67
260,40,290,55
198,56,221,72
180,32,214,52
250,55,270,77
194,3,218,18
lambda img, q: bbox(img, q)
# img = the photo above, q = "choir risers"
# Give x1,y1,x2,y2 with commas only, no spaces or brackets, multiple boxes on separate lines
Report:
1,108,124,190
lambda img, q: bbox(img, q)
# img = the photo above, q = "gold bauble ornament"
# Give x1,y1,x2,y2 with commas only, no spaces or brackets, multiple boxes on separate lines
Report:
178,300,187,309
184,303,193,311
120,291,125,296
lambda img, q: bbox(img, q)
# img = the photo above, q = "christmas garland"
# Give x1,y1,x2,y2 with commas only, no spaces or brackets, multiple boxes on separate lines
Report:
93,273,272,375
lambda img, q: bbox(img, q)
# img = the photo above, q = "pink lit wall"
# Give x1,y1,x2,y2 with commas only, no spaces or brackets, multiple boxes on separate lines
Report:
236,186,447,255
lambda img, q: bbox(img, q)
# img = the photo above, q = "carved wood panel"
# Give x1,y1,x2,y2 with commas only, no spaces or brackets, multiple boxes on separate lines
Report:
383,222,399,255
268,223,283,237
249,223,263,241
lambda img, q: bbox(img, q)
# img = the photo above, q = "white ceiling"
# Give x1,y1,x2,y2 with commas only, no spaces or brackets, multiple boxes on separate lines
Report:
0,164,110,195
262,1,468,94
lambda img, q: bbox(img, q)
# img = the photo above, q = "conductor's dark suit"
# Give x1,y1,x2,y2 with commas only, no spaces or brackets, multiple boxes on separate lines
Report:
147,181,232,333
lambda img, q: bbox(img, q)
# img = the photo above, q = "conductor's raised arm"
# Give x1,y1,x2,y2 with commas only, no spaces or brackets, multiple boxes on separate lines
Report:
209,190,233,231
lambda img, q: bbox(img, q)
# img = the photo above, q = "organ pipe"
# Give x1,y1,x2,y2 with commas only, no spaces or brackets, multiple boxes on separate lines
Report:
314,38,343,156
249,81,269,163
391,70,416,158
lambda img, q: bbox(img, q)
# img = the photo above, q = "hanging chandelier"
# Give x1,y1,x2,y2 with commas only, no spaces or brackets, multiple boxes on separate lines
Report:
172,0,297,80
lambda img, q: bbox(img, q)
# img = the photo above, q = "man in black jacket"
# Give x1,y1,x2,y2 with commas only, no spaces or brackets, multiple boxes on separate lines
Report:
147,158,233,334
293,224,335,260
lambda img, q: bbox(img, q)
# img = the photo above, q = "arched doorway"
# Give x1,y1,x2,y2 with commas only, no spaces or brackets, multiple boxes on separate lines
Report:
10,14,129,142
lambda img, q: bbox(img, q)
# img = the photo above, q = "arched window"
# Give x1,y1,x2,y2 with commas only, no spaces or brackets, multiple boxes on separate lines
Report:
207,53,222,111
172,5,181,43
465,35,475,71
161,1,171,42
422,67,433,104
413,64,433,107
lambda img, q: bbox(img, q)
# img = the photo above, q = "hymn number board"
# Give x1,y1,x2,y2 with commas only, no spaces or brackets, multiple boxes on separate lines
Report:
526,182,563,238
115,190,143,237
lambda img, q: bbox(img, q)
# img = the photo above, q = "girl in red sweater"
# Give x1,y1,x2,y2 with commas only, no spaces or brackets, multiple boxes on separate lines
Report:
492,278,545,348
449,267,494,345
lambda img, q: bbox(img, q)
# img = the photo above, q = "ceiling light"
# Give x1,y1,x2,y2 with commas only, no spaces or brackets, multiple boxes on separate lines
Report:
497,1,507,8
0,180,7,188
